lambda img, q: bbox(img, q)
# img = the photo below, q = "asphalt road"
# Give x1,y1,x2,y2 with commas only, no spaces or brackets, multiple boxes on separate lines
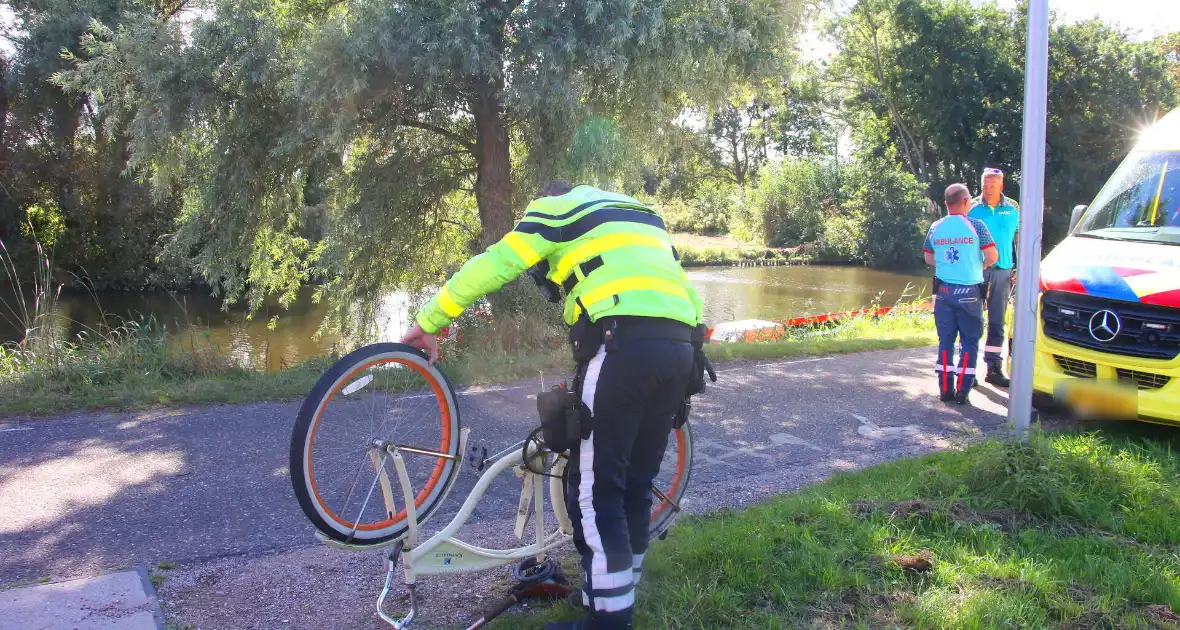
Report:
0,346,1012,587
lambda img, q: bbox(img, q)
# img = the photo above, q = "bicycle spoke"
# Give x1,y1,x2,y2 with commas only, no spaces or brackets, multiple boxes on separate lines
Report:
335,450,376,520
348,451,389,540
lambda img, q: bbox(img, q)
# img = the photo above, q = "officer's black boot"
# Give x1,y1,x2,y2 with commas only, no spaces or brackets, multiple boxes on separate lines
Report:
955,388,971,406
984,362,1010,388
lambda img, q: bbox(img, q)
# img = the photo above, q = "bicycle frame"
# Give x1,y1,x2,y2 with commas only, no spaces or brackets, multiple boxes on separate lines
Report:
317,427,575,629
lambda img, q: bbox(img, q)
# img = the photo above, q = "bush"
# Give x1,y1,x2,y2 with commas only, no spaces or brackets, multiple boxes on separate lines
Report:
847,159,929,268
659,183,736,236
810,210,867,263
448,279,567,360
742,159,839,247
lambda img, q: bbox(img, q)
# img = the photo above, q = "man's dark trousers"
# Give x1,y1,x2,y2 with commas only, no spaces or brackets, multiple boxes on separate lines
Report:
982,267,1012,368
567,336,693,629
935,283,985,394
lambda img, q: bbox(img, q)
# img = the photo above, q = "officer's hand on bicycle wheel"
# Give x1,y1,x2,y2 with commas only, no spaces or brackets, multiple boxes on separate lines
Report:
401,323,441,365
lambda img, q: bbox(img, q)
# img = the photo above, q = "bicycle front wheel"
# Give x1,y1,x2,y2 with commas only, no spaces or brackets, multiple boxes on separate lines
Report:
290,343,462,546
650,422,693,538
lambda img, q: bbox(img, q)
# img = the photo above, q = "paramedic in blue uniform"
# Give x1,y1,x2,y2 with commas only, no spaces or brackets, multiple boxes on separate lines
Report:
969,167,1019,387
924,183,999,405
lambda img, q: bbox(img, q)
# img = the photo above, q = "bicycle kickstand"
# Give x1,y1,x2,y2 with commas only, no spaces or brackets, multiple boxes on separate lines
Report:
376,541,419,629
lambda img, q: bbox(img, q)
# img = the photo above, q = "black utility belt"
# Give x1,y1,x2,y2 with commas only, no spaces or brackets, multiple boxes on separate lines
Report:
933,277,987,293
568,315,694,363
538,315,716,452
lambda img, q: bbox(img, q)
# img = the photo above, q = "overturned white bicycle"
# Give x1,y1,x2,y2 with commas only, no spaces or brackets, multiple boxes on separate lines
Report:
289,343,695,629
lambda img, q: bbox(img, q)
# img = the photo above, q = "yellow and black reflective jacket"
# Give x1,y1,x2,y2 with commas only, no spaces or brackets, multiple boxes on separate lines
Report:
416,185,703,334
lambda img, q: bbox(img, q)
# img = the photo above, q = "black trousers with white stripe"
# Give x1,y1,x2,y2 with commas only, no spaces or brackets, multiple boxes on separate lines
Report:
567,338,694,629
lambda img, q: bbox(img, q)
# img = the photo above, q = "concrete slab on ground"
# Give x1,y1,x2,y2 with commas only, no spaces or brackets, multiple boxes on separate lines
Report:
0,568,164,630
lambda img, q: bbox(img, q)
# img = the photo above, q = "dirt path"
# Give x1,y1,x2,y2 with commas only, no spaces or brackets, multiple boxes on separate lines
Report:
0,347,1013,628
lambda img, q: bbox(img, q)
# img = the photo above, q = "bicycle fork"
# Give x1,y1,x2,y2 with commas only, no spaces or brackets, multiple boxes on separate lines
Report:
374,432,469,629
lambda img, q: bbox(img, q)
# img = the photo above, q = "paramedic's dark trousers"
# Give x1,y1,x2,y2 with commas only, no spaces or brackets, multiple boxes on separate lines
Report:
934,283,984,395
567,337,693,629
982,267,1013,367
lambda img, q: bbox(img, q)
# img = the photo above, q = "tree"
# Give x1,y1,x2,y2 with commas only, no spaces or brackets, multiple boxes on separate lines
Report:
1157,32,1180,87
832,0,1023,188
58,0,806,322
1042,20,1177,240
773,65,843,159
832,0,1177,246
1,0,190,289
705,97,774,186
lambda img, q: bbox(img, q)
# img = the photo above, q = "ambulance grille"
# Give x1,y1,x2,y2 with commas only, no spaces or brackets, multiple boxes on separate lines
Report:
1055,356,1097,379
1041,291,1180,360
1115,369,1171,390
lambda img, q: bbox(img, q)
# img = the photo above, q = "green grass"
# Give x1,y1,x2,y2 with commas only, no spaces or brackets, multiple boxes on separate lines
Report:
706,306,936,363
0,306,935,416
492,425,1180,629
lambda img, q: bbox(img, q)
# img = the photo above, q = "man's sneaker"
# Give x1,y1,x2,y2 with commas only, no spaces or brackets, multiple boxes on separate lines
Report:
985,365,1010,388
955,389,971,406
940,390,955,403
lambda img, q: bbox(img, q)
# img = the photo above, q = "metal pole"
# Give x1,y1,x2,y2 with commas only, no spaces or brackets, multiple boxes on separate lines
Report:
1008,0,1050,438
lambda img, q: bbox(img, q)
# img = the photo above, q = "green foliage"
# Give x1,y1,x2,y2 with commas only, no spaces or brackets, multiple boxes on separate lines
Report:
675,244,804,267
847,158,929,268
812,212,868,263
834,0,1179,249
49,0,806,328
1,1,189,291
735,155,924,267
746,158,839,246
661,183,740,236
1158,32,1180,86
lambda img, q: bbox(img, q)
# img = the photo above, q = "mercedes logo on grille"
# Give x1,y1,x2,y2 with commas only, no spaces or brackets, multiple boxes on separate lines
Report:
1088,309,1122,342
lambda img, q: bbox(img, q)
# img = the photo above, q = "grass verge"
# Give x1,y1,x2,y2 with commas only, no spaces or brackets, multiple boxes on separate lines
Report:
493,424,1180,629
0,306,934,416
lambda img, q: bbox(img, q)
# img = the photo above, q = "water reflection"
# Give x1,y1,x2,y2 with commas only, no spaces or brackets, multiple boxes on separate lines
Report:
1,265,930,371
687,265,930,324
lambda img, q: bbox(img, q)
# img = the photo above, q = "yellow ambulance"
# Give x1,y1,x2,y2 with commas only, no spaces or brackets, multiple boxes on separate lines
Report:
1029,107,1180,424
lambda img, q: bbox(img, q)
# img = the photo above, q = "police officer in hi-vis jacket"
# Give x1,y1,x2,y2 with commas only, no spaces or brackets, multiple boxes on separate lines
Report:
923,183,1000,406
402,181,703,630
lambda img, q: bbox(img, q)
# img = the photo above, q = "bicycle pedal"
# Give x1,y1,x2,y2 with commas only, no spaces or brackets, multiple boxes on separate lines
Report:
466,445,488,472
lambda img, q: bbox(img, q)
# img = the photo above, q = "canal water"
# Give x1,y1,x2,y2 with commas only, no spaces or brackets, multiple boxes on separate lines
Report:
1,265,930,370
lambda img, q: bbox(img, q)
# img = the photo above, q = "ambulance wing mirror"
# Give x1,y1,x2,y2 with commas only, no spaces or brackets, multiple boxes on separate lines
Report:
1068,205,1087,234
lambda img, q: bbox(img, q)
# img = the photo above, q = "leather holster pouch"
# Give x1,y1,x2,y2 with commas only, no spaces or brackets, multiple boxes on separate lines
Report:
537,383,591,452
568,313,602,363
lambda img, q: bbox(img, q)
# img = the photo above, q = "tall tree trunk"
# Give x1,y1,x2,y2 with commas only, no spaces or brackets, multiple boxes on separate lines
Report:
470,0,516,251
472,82,514,251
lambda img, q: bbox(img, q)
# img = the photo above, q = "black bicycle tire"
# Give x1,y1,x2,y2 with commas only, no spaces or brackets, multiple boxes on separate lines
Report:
289,342,463,545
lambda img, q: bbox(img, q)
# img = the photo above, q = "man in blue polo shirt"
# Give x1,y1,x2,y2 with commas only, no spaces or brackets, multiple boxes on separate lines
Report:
969,167,1019,389
924,183,999,406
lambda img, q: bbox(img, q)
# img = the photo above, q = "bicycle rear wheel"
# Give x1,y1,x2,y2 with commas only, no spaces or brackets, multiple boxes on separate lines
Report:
650,422,693,538
290,343,462,546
